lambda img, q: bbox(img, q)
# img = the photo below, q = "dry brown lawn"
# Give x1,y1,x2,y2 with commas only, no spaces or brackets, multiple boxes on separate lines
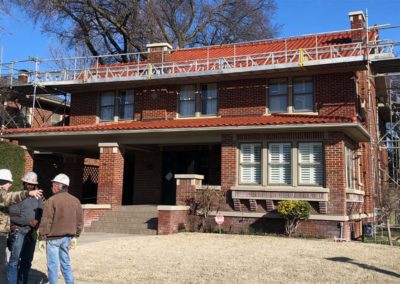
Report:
31,233,400,284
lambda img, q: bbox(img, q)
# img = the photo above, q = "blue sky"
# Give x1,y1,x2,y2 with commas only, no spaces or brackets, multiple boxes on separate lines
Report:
0,0,399,63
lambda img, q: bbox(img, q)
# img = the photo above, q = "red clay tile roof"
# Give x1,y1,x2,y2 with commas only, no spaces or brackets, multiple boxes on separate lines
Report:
168,32,355,62
2,114,356,135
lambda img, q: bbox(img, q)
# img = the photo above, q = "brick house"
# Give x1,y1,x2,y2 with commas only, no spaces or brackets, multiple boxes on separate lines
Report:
0,11,395,239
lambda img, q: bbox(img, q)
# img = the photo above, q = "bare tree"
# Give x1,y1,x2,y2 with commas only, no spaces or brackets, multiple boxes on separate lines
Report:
379,184,400,246
5,0,279,62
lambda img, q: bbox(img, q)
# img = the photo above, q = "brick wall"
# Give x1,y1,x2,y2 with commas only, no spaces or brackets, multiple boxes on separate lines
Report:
315,72,357,117
157,207,189,234
324,132,346,215
133,151,162,204
134,86,177,120
70,92,98,125
97,145,124,207
83,208,110,227
31,108,54,127
23,148,34,173
67,72,363,123
218,79,266,116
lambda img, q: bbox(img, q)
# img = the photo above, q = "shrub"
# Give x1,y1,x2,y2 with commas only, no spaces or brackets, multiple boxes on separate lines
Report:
277,200,311,237
0,141,25,191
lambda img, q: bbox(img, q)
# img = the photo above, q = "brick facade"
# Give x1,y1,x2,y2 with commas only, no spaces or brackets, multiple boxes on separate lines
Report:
70,92,98,125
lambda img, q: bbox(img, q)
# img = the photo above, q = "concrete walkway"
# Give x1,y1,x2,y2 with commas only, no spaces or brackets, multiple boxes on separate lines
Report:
28,232,135,284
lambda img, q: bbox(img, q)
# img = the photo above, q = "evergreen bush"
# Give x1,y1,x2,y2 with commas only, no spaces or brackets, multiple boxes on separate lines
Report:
0,141,25,191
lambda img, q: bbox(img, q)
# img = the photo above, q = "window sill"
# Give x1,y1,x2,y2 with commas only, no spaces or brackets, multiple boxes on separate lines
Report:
345,188,365,195
264,112,319,116
231,186,329,201
231,185,329,193
176,115,220,119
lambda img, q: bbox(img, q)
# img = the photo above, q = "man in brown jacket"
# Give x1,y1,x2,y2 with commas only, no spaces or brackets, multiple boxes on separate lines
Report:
39,173,83,284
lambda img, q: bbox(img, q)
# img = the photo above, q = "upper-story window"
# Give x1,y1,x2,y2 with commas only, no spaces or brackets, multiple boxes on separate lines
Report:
293,77,313,112
267,77,314,114
119,90,135,120
179,83,218,117
179,85,196,117
268,79,288,113
201,84,217,115
99,90,134,121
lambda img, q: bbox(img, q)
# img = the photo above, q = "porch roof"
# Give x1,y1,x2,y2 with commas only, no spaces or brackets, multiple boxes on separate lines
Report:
2,114,354,135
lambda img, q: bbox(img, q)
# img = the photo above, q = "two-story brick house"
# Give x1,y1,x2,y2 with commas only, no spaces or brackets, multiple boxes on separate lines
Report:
1,11,395,239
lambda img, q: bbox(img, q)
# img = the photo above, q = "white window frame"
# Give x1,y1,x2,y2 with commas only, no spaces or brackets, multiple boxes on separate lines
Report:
239,143,262,185
268,142,292,185
298,142,324,186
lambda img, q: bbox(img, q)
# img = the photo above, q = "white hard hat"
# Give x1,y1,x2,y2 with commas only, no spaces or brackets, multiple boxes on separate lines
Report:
22,171,38,185
51,173,70,186
0,169,13,182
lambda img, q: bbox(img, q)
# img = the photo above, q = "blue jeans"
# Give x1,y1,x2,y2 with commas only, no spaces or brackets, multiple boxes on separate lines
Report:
46,237,74,284
7,229,37,284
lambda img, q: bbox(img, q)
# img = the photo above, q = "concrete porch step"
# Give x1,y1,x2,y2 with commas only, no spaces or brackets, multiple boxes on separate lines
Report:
85,205,158,235
85,226,157,235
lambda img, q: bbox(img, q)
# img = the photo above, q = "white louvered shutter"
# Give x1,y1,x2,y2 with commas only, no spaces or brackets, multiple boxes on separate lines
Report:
240,144,261,184
268,143,291,184
298,143,323,185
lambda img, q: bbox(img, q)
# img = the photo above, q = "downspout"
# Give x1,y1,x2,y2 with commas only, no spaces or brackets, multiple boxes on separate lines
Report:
365,10,377,240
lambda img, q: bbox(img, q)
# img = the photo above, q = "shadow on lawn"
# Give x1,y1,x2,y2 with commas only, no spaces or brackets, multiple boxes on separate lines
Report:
326,257,400,279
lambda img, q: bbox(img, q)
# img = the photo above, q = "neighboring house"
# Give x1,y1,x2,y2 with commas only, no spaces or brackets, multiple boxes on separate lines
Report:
1,11,398,239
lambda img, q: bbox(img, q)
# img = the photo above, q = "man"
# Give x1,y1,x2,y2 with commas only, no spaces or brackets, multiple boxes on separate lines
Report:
0,169,43,283
7,171,43,284
39,173,83,284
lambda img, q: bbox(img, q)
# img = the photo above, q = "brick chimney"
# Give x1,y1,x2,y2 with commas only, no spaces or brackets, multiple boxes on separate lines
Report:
146,43,172,64
18,70,29,84
349,11,366,42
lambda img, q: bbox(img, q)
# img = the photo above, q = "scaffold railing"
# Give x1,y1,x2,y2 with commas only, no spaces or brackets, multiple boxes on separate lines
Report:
0,40,395,87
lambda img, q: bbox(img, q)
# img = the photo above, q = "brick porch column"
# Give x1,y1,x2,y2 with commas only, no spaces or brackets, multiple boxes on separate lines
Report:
175,174,203,205
21,146,34,173
97,143,124,207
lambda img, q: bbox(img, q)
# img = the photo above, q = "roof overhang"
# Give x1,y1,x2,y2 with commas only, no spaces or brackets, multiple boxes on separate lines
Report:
1,123,370,156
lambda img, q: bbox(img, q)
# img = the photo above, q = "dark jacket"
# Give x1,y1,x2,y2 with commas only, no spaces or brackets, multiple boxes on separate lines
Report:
39,191,83,240
9,196,43,234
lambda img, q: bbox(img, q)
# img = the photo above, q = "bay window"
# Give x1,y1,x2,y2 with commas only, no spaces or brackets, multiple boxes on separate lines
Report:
239,142,325,187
